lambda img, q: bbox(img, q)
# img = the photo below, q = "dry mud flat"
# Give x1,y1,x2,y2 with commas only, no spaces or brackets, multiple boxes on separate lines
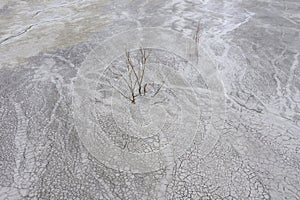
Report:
1,0,300,199
73,28,225,174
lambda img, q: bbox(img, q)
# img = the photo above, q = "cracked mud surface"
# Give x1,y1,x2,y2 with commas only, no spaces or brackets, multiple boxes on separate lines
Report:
1,0,300,199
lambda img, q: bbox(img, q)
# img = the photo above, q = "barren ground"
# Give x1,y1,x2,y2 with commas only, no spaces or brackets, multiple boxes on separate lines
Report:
0,0,300,199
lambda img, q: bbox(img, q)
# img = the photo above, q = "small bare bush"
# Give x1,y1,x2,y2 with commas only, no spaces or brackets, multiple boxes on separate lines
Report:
111,47,164,104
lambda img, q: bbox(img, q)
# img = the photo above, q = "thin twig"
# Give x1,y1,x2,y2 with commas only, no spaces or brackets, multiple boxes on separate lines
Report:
152,81,165,97
126,50,140,84
109,83,132,101
193,22,201,64
143,83,147,95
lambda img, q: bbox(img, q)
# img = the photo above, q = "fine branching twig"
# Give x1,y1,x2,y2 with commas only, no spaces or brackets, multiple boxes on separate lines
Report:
193,22,201,64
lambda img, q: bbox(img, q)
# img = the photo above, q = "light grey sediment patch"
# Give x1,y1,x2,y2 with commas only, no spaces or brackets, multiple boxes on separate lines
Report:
72,28,225,173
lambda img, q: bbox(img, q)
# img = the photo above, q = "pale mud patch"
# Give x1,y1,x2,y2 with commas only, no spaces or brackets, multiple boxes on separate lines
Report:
0,0,109,66
73,28,226,173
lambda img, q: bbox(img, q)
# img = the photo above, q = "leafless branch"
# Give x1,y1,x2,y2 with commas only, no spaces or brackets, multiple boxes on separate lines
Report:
139,47,149,95
143,83,147,94
109,82,133,102
126,48,150,96
152,81,165,97
193,22,201,64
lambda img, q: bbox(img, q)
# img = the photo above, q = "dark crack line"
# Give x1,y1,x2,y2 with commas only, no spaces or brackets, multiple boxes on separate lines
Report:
230,96,263,114
0,25,34,45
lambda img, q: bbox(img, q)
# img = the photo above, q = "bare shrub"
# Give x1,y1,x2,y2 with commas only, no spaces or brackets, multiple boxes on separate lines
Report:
110,47,164,104
125,47,150,97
